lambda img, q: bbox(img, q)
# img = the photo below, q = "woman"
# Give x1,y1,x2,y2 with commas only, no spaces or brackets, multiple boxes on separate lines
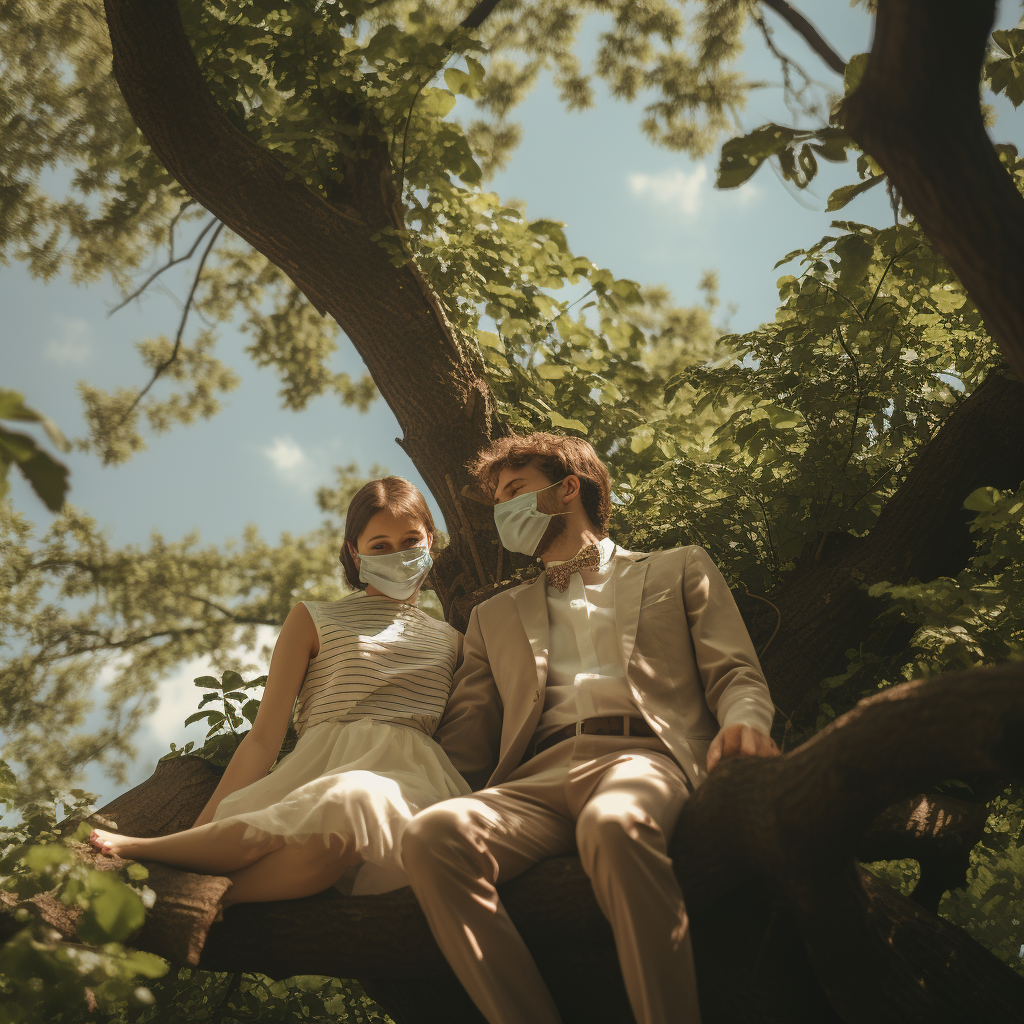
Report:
89,477,470,903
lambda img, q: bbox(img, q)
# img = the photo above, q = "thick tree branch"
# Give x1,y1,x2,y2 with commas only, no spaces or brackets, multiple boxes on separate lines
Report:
21,664,1022,1024
102,0,505,628
841,0,1024,380
759,0,846,75
459,0,504,31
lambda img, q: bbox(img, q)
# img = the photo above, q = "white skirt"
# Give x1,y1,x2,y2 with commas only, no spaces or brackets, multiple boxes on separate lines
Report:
210,717,470,894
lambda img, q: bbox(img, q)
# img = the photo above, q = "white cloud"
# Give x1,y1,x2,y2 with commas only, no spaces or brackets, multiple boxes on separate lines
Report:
263,435,308,478
45,315,94,365
628,166,708,216
627,164,759,217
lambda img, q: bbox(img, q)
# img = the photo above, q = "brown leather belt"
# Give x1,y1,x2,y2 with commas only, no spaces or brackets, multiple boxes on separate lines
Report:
531,715,655,760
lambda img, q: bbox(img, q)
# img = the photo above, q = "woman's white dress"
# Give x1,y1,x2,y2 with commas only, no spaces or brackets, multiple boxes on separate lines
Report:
210,592,470,894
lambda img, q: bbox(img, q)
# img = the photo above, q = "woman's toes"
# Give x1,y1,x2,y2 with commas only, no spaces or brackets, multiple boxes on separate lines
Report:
89,828,118,856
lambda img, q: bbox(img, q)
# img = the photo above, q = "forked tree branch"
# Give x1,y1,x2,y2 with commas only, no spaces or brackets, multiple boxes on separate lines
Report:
108,216,219,316
112,222,224,429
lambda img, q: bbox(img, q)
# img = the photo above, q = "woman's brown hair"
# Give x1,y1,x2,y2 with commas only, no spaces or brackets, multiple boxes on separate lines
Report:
340,477,436,589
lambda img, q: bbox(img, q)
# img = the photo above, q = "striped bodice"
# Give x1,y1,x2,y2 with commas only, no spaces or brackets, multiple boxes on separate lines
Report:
294,593,459,738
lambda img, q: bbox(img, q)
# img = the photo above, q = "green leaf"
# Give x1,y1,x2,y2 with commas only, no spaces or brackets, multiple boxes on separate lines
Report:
826,174,884,212
834,233,874,292
220,670,245,691
631,426,655,453
987,29,1024,107
964,487,1000,512
547,411,588,433
717,124,796,188
0,389,68,450
79,871,146,943
844,53,869,96
535,363,569,380
0,426,70,512
528,219,569,252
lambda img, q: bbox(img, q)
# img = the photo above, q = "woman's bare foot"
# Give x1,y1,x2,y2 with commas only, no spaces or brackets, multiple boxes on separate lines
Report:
89,828,145,859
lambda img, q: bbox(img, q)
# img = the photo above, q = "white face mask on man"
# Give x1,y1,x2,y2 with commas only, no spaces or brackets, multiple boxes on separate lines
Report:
493,480,568,557
358,546,433,600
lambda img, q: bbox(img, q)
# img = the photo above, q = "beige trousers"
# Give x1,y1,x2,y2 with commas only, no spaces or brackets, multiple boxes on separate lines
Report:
402,734,701,1024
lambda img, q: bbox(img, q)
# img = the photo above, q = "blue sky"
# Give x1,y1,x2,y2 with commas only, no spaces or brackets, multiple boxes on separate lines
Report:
3,1,1022,804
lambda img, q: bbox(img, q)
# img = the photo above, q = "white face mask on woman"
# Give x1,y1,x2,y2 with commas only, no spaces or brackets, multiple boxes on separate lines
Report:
493,480,566,557
358,546,433,600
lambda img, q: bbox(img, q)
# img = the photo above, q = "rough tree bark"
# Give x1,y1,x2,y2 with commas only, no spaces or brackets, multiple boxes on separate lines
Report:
77,0,1024,1020
841,0,1024,380
102,0,517,630
6,666,1020,1023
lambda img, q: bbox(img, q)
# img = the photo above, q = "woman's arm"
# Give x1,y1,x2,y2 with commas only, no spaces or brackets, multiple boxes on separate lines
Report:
191,603,319,827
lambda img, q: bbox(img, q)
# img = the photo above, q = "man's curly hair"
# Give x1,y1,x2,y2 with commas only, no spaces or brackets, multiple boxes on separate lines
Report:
468,432,611,532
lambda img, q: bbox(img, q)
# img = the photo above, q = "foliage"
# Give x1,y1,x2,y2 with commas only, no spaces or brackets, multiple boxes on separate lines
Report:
162,669,289,767
0,0,817,466
985,21,1024,108
135,968,390,1023
810,483,1024,974
0,766,167,1022
0,389,70,512
941,785,1024,975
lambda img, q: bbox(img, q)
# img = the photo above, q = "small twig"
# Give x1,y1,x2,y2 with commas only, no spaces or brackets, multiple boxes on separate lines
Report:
864,243,919,319
112,222,225,429
165,199,197,261
758,0,846,75
108,217,219,316
840,458,905,518
741,585,783,659
834,326,864,478
749,4,816,116
395,0,507,197
539,286,596,333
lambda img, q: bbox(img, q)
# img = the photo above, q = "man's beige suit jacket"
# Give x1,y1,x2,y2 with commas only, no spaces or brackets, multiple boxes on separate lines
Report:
435,544,775,792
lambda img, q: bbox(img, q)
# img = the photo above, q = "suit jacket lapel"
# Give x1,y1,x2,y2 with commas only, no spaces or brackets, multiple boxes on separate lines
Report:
613,550,649,670
513,577,550,695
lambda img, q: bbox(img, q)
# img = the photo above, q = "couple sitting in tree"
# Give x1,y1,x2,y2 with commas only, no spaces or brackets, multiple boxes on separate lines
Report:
90,432,779,1024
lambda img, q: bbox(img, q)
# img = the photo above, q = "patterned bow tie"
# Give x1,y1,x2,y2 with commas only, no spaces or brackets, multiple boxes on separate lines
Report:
545,543,603,593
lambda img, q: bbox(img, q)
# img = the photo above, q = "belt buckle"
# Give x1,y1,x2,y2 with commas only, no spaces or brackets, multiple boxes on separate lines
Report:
575,720,583,737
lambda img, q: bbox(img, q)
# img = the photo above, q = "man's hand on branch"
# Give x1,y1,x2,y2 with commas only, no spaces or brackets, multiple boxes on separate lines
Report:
706,724,780,772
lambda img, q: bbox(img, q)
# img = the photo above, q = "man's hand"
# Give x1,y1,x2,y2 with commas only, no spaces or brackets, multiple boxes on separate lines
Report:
706,724,780,772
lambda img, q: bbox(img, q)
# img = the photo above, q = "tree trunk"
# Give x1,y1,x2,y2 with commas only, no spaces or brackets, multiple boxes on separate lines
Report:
841,0,1024,380
101,0,515,629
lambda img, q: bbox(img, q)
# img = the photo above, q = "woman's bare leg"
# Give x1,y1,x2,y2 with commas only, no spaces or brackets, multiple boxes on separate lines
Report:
89,822,284,875
222,835,353,905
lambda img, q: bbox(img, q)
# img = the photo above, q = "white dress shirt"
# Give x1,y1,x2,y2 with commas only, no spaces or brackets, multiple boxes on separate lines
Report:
534,536,638,742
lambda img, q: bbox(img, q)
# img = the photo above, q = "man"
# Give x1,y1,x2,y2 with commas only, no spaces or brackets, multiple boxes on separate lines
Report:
402,433,778,1024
